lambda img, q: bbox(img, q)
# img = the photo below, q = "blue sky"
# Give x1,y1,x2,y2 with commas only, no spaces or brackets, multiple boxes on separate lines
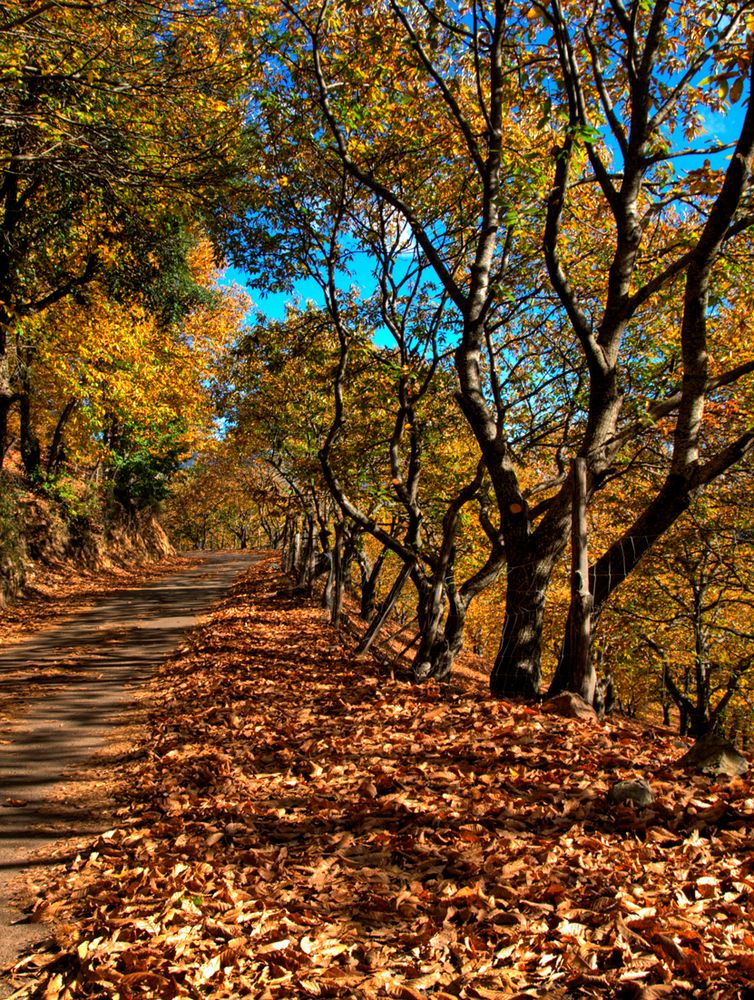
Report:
218,260,378,324
217,265,328,322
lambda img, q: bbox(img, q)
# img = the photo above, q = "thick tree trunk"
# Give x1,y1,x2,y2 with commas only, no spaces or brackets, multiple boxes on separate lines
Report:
568,458,595,702
340,529,357,597
360,549,386,620
19,390,41,480
663,661,717,739
47,399,77,478
490,558,551,699
412,573,444,678
299,517,316,592
413,594,468,682
0,396,11,467
0,318,14,469
548,460,596,701
321,551,334,609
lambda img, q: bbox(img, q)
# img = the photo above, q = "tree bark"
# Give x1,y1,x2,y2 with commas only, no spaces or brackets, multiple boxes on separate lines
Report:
555,474,693,685
46,399,77,478
19,389,41,480
490,558,551,699
358,543,389,621
0,316,15,468
568,458,594,700
331,520,345,628
548,459,596,701
414,591,468,682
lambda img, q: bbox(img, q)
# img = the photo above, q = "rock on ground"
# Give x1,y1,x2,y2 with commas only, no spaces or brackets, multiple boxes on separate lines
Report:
678,733,749,777
541,691,598,721
607,779,655,807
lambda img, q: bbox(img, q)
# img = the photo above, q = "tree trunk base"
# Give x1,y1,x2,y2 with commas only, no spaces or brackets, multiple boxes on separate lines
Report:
490,664,540,701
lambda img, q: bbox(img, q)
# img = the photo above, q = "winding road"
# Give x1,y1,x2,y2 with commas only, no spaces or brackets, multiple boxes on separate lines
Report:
0,551,255,995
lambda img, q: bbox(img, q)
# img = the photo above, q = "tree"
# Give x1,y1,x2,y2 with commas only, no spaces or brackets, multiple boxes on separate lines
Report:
164,446,289,550
608,486,754,740
10,234,247,532
243,0,754,701
0,0,246,462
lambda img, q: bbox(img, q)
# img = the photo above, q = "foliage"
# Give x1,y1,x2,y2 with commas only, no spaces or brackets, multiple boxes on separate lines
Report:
164,446,289,550
605,482,754,742
0,0,248,467
0,471,22,566
4,234,248,536
223,0,754,707
109,420,188,515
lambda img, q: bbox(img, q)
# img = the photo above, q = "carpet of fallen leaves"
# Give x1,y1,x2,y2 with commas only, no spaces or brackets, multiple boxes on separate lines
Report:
11,555,754,1000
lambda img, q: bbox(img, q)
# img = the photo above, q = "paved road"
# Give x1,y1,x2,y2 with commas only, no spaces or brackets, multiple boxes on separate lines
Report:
0,551,255,994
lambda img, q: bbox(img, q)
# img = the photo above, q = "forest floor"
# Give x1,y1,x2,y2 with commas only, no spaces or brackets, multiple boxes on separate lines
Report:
2,554,754,999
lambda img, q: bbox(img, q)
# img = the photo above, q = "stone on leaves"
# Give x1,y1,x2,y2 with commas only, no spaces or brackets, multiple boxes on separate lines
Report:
607,779,655,807
678,733,748,777
541,692,597,721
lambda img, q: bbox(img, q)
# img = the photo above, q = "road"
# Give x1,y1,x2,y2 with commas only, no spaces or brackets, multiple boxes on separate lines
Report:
0,551,255,995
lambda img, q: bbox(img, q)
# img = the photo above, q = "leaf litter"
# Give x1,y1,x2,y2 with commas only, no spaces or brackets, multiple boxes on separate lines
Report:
6,554,754,999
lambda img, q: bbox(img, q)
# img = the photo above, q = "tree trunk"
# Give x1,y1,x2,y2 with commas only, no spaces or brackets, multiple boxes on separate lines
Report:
412,572,445,679
19,389,41,480
321,551,334,609
548,459,596,701
0,396,10,468
282,517,297,572
490,558,551,699
340,525,358,597
331,521,345,628
570,458,594,700
662,661,718,740
0,315,12,468
47,399,77,478
299,517,316,591
414,593,468,682
554,475,693,692
358,544,389,619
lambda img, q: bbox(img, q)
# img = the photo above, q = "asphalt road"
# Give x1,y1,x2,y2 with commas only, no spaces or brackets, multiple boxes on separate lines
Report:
0,550,255,995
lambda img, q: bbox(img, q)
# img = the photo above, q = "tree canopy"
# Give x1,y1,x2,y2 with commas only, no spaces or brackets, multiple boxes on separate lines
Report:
3,0,754,741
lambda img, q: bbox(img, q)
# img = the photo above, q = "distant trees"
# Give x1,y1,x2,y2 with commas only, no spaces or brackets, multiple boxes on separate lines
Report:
164,447,289,551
